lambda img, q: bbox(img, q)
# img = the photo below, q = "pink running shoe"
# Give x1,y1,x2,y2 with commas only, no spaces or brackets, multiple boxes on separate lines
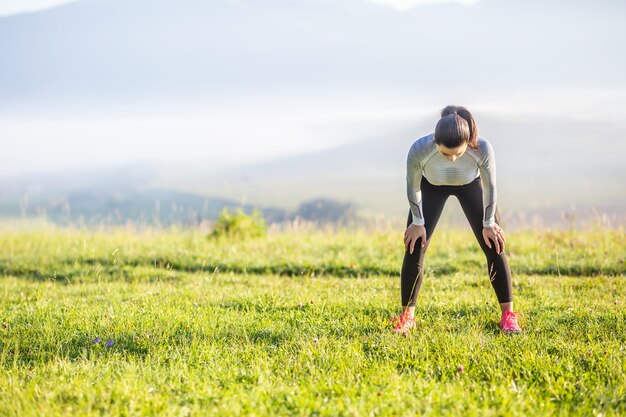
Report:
500,310,521,334
391,312,415,335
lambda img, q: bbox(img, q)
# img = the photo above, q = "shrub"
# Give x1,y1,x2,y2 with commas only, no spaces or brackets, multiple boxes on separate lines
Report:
209,208,266,240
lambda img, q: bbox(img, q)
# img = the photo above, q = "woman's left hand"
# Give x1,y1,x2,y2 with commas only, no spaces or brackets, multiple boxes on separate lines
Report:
482,224,506,254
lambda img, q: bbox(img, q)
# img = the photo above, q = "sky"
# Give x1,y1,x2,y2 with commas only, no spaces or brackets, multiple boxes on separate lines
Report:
0,0,483,16
0,0,78,16
366,0,483,10
1,0,625,179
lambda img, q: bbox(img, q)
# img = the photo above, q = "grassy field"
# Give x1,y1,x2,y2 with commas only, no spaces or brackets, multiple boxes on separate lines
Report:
0,226,625,416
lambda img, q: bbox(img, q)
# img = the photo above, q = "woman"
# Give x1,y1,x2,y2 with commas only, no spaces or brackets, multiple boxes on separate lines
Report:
392,105,521,335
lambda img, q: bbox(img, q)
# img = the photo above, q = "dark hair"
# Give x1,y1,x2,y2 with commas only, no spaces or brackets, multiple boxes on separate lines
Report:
434,105,478,149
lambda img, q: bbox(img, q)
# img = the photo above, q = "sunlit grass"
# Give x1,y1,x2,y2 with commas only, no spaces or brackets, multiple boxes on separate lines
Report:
0,227,624,416
1,226,623,282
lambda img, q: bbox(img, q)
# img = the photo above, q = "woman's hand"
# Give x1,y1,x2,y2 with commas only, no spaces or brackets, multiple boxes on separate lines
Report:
404,224,427,254
482,224,506,254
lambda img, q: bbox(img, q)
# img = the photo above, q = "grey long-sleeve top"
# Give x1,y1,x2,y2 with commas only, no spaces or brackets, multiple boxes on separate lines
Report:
406,134,497,228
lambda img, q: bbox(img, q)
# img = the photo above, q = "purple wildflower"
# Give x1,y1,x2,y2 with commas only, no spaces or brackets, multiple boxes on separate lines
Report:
106,339,114,347
92,337,101,344
458,365,465,373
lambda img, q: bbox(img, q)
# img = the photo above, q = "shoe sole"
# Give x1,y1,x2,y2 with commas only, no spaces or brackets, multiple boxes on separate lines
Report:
392,324,415,335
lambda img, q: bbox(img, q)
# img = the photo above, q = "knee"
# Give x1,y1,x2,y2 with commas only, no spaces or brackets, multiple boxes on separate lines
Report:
483,246,506,260
405,237,430,256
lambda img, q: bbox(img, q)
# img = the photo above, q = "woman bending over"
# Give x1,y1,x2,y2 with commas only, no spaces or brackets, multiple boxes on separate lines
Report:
392,105,521,335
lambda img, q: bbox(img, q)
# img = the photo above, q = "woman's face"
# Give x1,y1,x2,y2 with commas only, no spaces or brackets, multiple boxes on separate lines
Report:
437,143,468,162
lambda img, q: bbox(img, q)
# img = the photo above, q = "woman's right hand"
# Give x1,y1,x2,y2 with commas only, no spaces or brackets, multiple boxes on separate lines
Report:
404,224,427,254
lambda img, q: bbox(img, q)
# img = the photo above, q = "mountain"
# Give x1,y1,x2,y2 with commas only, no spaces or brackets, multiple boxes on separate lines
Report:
0,164,292,226
157,114,626,223
4,113,623,228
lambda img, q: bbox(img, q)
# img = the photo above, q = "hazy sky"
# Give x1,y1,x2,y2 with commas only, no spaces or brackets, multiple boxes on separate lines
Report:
1,0,625,179
0,0,483,16
0,0,78,16
366,0,483,10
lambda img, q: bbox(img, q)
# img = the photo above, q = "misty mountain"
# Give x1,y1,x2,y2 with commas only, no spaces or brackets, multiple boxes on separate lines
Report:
157,114,626,221
4,113,621,228
0,165,291,226
1,0,624,107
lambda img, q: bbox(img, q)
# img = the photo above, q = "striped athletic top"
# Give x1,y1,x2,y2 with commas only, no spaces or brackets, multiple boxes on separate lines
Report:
406,134,497,228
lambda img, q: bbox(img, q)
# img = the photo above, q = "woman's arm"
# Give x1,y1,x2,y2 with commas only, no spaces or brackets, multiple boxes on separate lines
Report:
405,143,427,254
479,140,497,228
479,139,506,253
406,144,425,226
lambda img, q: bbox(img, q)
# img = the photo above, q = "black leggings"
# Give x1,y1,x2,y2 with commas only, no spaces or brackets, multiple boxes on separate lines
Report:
401,176,513,306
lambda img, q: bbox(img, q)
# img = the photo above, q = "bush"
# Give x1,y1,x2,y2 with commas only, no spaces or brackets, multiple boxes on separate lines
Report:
209,208,266,240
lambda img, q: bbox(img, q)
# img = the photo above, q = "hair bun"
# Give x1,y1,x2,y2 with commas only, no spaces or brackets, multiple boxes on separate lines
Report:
437,105,478,149
441,105,459,117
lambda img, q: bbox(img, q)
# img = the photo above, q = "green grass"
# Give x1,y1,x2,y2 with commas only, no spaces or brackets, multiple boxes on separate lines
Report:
0,226,625,416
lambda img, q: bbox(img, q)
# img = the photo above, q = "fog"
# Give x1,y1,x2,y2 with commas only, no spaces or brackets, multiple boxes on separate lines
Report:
1,0,625,225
